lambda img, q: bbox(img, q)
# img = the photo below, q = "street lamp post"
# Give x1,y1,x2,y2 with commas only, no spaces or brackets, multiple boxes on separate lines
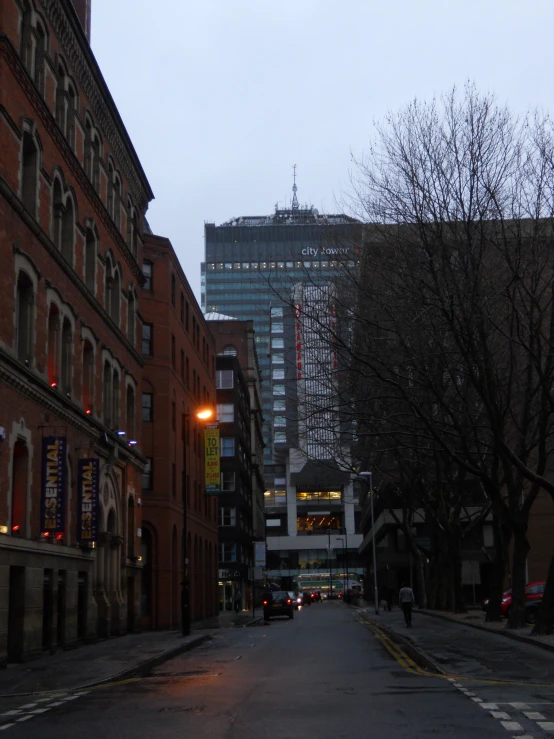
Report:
182,408,213,637
336,534,348,598
359,471,379,615
327,528,333,599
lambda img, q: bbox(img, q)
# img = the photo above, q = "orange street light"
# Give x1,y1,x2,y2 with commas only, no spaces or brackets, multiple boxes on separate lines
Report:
196,409,213,420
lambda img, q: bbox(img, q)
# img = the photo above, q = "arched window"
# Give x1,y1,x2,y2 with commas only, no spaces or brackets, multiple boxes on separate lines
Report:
61,195,74,265
20,3,33,73
92,133,100,192
66,83,77,150
126,385,135,439
21,130,38,215
60,317,72,395
127,290,135,345
113,175,121,230
107,162,114,217
127,497,135,559
56,64,66,133
113,370,120,430
34,21,46,93
82,340,94,413
84,119,93,179
16,270,34,364
223,345,237,356
11,440,29,536
47,303,60,387
132,211,138,257
52,178,63,249
103,361,112,428
85,227,96,292
110,268,120,325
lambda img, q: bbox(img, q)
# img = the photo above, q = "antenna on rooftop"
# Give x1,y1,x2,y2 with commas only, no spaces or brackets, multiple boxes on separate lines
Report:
292,163,299,211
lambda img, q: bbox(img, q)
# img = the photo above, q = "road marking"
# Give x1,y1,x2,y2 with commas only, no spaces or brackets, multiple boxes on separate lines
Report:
0,724,15,731
29,708,51,714
46,702,64,707
480,704,499,710
491,712,512,720
15,716,33,723
471,697,483,703
500,721,523,731
1,712,21,717
19,703,37,709
537,722,554,731
511,704,531,710
523,712,546,720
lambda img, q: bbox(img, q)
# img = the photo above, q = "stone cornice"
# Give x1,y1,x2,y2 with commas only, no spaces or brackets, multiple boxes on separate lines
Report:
40,1,154,209
0,35,145,286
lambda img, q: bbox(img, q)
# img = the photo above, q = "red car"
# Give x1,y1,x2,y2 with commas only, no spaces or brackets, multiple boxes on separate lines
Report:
483,581,545,617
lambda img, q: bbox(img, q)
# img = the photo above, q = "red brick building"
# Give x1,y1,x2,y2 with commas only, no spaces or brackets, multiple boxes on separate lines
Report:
0,0,153,663
140,233,219,628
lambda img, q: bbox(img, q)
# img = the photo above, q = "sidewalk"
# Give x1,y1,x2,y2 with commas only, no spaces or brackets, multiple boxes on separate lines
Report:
0,629,214,698
357,605,554,683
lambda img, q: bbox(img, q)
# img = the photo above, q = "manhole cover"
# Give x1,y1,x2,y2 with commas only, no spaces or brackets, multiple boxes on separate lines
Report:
159,706,205,713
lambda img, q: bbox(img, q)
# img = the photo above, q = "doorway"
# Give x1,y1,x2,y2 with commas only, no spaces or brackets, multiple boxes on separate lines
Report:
56,571,66,648
42,569,53,651
8,566,25,662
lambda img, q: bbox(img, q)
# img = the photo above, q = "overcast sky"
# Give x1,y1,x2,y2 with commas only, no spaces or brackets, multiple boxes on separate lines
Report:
91,0,553,300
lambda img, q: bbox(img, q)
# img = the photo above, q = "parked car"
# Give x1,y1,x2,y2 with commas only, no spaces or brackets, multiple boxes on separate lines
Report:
482,581,545,617
263,591,294,620
288,591,303,610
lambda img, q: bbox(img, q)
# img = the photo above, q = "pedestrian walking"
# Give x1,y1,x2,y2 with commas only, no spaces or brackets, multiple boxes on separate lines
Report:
398,582,415,627
234,588,242,614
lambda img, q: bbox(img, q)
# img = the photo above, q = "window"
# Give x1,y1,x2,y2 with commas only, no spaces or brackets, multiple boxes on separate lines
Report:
220,437,235,456
103,361,112,428
172,463,176,498
217,404,234,423
271,322,283,333
273,399,285,411
171,273,176,306
21,131,38,216
273,385,285,396
223,345,237,356
216,370,233,389
272,353,284,364
274,432,287,443
185,300,189,331
221,472,235,491
142,323,153,354
180,292,184,322
274,416,286,427
219,542,236,562
143,260,153,291
142,393,153,422
142,458,153,490
60,317,72,395
185,356,190,387
219,507,236,526
16,270,34,364
172,401,176,431
82,340,94,412
180,349,185,381
272,368,285,380
110,270,120,325
47,303,60,386
85,228,96,292
270,307,283,318
272,337,284,349
126,385,135,438
11,439,29,536
61,196,75,265
127,291,136,345
171,334,175,367
112,370,120,428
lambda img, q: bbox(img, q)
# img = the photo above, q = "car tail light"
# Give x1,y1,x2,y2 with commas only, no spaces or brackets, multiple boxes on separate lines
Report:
263,600,268,606
287,599,291,604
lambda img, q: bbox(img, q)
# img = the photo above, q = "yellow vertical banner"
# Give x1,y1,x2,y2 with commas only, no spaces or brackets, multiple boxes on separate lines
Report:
205,424,220,495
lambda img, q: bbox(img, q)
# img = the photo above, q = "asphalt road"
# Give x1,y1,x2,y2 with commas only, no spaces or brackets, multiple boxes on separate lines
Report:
0,602,548,738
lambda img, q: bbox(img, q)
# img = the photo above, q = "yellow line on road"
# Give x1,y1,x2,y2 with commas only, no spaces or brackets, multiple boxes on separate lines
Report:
355,613,554,689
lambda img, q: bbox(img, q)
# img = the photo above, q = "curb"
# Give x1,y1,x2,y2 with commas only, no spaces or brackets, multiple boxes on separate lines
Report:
244,617,263,627
360,613,444,675
418,609,554,655
0,634,212,699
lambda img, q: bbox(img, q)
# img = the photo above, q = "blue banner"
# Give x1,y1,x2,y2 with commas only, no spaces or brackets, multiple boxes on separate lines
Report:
40,436,67,534
77,458,99,544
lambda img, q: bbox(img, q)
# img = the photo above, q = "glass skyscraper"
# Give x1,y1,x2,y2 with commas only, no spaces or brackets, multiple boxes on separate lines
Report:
201,196,363,589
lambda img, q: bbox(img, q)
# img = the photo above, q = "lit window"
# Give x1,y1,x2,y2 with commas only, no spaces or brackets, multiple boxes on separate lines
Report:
143,260,153,291
272,353,284,364
251,263,259,270
274,416,286,427
273,399,285,411
270,307,283,318
242,263,250,270
271,323,283,333
277,262,285,269
274,431,286,443
141,458,153,490
222,345,237,356
225,263,232,269
233,263,240,270
272,368,285,380
273,385,285,396
304,261,311,268
286,261,294,268
272,338,284,349
216,370,233,389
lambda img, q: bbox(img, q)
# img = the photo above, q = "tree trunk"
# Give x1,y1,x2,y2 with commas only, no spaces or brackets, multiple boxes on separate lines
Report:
531,543,554,636
506,523,529,629
416,552,428,609
485,510,511,622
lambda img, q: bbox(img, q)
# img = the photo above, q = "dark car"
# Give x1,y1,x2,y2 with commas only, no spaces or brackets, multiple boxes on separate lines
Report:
263,591,294,620
482,581,545,617
302,591,314,606
288,591,303,610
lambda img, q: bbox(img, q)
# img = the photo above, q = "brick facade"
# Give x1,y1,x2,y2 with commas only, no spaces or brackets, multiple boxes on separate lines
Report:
140,233,219,628
0,0,153,664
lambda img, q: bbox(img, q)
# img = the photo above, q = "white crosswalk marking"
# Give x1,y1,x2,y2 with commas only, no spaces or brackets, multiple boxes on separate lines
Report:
523,711,546,720
0,724,15,731
491,711,511,720
500,721,523,731
537,722,554,731
480,703,499,710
